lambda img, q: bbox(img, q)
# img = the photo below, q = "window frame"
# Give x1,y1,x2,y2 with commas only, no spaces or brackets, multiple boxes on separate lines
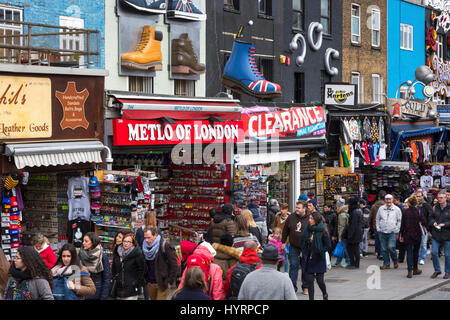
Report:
371,74,382,103
351,4,361,44
320,0,331,36
351,72,361,104
292,0,304,31
400,23,413,51
0,5,23,63
224,0,240,12
59,15,85,66
128,76,154,94
371,8,380,47
174,79,196,97
294,72,305,103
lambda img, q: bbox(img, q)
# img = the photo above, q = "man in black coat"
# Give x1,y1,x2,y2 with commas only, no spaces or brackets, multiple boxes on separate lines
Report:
322,203,338,254
267,199,280,235
416,188,434,265
343,197,362,269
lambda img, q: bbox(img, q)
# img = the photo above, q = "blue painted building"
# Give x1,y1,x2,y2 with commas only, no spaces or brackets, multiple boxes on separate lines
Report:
387,0,425,99
0,0,104,68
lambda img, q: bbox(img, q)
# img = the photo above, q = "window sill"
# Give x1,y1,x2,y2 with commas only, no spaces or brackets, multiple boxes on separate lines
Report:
351,42,361,47
371,46,381,51
257,14,273,20
291,28,304,35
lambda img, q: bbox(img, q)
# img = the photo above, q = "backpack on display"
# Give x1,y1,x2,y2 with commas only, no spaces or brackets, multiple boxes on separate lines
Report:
227,262,261,300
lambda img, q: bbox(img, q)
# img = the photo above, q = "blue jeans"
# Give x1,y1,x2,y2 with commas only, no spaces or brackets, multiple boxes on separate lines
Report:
360,228,370,253
418,232,429,261
379,232,398,266
431,239,450,275
334,241,350,265
374,229,381,256
288,245,306,291
284,250,289,273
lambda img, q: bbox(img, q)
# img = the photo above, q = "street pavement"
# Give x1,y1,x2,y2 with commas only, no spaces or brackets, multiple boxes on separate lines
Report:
293,245,450,300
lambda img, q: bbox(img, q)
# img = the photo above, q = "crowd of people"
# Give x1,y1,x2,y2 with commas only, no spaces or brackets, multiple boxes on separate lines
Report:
0,187,449,301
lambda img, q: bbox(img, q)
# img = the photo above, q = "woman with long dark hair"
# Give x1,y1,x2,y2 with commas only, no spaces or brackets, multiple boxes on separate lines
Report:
300,212,331,300
172,266,210,300
4,246,54,300
79,232,111,300
51,243,96,300
343,197,363,269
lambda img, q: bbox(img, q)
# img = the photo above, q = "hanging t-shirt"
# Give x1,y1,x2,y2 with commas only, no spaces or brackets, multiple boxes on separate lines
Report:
363,118,372,141
367,142,375,164
432,165,444,177
378,118,385,143
349,119,361,141
379,143,387,160
67,218,91,248
422,141,431,162
420,175,434,189
67,177,91,221
441,176,450,188
349,144,355,172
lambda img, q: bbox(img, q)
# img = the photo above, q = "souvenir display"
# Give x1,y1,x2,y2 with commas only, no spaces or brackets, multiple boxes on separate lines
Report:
324,174,364,207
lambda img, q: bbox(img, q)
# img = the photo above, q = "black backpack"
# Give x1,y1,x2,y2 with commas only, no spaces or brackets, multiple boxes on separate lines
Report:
227,262,261,300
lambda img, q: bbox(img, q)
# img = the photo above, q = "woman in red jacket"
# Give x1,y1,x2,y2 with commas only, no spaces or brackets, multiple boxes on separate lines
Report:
32,234,57,269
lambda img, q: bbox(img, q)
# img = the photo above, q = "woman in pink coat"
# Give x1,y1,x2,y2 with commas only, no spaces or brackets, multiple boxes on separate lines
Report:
178,241,225,300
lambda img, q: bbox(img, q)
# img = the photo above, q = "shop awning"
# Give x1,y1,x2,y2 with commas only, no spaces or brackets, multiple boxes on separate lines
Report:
4,141,107,169
390,125,447,161
109,93,242,121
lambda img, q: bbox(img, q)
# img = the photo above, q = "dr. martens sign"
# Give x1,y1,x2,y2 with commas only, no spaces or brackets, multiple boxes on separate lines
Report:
0,73,104,143
324,84,357,106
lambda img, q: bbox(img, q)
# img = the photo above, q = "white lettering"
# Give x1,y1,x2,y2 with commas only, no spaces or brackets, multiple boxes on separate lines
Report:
128,124,140,141
175,124,185,141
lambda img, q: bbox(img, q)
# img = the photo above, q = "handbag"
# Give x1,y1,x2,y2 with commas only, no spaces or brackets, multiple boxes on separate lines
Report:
109,275,118,298
325,252,332,270
332,241,344,259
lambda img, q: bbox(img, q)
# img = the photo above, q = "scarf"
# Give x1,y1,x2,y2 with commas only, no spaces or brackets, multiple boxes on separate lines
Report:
79,244,104,274
142,235,161,261
9,264,32,281
51,264,76,277
5,265,33,300
117,245,135,259
301,222,325,258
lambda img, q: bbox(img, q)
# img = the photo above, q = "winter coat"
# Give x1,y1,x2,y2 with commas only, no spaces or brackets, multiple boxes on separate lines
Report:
301,232,332,274
248,203,268,244
232,233,261,251
39,245,57,269
417,200,433,232
337,206,349,241
281,212,310,248
376,204,402,234
224,248,262,294
4,277,54,300
206,213,236,244
51,265,96,300
178,245,226,300
429,203,450,242
172,287,211,300
400,207,426,244
249,226,262,244
135,226,162,249
370,200,385,229
322,210,338,239
85,253,111,300
343,208,363,244
211,243,241,281
267,203,281,233
111,246,145,298
144,240,179,291
361,207,371,229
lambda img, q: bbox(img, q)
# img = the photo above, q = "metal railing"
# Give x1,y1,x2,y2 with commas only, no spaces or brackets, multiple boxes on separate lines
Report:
0,19,100,68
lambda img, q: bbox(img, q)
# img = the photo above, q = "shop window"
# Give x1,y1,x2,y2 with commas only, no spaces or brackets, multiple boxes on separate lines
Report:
258,0,272,17
129,76,154,93
400,23,413,51
0,5,22,63
351,4,360,44
294,72,305,103
371,8,380,47
59,16,85,67
321,0,331,35
224,0,239,11
175,79,195,96
259,58,273,82
292,0,304,31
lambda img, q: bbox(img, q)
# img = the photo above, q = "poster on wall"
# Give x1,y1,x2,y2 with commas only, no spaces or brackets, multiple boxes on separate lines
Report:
117,0,163,77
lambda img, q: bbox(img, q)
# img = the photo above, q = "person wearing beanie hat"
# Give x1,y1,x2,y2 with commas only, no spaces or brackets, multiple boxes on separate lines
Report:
307,199,319,215
298,194,309,201
336,198,346,209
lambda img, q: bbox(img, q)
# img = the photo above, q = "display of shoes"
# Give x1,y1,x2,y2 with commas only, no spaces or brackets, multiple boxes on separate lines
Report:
167,0,206,21
120,0,167,14
121,25,163,71
171,33,206,75
222,40,282,99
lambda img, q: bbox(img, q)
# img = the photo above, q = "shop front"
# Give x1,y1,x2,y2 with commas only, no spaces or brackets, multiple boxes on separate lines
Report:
0,68,109,262
104,92,242,243
233,104,327,213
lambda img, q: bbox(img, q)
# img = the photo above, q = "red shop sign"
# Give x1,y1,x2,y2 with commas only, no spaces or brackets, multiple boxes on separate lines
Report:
113,119,243,146
242,106,326,138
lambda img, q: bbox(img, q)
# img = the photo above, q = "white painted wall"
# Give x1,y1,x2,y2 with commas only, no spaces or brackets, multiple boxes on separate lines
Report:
104,0,206,97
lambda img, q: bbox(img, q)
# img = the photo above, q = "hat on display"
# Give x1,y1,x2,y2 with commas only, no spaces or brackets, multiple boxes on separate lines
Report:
90,186,101,193
258,244,284,261
104,174,115,182
91,201,101,210
90,192,101,199
10,197,18,207
368,194,376,202
88,176,100,187
4,174,19,190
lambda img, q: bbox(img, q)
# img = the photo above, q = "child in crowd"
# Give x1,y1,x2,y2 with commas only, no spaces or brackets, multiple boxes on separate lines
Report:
268,227,285,271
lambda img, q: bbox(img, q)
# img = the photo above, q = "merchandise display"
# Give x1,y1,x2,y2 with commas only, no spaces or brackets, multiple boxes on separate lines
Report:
324,174,364,206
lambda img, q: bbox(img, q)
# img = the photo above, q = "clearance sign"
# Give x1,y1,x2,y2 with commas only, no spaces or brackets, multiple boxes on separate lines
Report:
242,106,326,139
113,119,243,145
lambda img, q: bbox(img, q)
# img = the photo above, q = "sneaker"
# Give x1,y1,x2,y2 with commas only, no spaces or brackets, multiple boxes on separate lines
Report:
341,263,349,268
419,260,425,265
302,289,308,295
360,253,363,257
331,263,339,267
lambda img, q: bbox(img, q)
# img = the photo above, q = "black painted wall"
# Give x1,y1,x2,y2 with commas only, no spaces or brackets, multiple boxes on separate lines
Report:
205,0,342,104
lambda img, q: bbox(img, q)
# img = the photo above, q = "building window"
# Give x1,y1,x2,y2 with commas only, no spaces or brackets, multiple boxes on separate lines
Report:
351,4,360,44
259,59,273,82
0,5,23,63
400,23,413,51
59,16,85,66
129,76,153,93
258,0,272,16
371,8,380,47
294,73,305,103
224,0,239,11
351,72,362,104
175,79,195,96
321,0,331,35
437,34,444,59
372,74,383,103
292,0,304,31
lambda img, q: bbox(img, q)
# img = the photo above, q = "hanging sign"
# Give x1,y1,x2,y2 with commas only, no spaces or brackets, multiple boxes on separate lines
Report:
387,98,436,119
113,119,243,146
324,84,357,106
241,106,326,139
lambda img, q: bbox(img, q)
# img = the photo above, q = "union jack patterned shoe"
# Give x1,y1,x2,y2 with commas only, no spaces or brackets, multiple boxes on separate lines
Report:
168,0,206,20
222,40,282,99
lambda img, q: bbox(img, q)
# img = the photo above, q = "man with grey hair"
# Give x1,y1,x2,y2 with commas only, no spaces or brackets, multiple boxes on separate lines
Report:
429,190,450,279
376,194,402,270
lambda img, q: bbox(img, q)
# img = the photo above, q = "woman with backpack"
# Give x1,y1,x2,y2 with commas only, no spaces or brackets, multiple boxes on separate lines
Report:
111,233,145,300
79,232,111,300
142,226,179,300
51,243,96,300
4,246,54,300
